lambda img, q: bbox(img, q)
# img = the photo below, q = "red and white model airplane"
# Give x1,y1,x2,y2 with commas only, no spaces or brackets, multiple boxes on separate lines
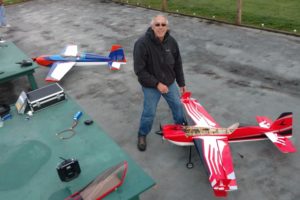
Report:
162,92,296,197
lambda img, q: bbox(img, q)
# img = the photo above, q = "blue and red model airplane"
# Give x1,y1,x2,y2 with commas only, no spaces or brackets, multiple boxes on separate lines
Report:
33,45,126,82
161,92,296,197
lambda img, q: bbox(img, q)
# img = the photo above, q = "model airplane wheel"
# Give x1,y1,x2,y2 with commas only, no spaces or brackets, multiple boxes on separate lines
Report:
186,162,193,169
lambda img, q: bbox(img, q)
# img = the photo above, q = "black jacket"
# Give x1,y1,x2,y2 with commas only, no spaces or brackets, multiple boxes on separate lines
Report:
133,27,185,88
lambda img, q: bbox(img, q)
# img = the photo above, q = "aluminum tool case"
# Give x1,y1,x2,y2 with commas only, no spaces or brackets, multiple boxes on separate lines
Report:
27,83,66,112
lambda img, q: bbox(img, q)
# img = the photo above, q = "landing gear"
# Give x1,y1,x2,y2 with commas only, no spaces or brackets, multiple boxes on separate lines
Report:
155,124,163,136
186,146,194,169
186,162,193,169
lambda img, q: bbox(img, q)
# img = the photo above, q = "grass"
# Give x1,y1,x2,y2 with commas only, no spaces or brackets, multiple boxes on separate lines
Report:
5,0,300,35
4,0,30,5
118,0,300,35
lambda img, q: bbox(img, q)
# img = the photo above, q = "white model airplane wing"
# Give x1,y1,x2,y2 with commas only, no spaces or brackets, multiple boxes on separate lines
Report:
45,62,76,82
61,45,78,57
181,92,221,128
193,135,237,197
256,114,296,153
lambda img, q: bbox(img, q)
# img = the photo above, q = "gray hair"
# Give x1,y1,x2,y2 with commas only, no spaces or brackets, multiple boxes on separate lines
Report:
150,14,169,26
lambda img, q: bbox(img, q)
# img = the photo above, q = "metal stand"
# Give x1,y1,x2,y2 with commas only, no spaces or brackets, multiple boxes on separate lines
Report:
186,146,194,169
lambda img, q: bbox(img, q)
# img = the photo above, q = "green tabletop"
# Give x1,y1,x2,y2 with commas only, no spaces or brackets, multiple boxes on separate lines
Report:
0,97,155,200
0,41,38,90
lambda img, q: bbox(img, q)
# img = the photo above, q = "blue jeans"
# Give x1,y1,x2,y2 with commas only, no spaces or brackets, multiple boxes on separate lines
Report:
138,82,186,136
0,5,7,26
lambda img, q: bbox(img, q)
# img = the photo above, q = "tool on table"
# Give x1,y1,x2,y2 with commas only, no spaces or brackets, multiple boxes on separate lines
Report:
16,60,33,67
56,111,83,140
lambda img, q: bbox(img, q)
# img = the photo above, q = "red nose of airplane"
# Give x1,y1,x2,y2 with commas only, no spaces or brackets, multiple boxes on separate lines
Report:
33,56,53,67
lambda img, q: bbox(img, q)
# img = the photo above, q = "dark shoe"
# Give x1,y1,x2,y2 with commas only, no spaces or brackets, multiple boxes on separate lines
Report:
137,136,147,151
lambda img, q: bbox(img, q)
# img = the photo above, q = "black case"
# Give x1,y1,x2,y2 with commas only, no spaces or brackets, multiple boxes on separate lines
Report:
27,83,66,112
57,159,81,182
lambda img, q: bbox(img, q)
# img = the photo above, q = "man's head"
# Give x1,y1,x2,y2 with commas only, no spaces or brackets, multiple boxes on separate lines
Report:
151,15,169,42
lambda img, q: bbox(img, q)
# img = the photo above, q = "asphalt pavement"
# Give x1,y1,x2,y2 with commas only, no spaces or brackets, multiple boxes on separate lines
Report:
1,0,300,199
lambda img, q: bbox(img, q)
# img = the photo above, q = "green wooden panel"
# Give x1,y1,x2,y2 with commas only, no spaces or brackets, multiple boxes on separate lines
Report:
0,96,155,199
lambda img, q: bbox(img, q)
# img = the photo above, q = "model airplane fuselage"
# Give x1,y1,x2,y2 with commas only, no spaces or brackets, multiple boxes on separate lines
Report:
163,116,293,147
161,92,296,197
34,45,126,82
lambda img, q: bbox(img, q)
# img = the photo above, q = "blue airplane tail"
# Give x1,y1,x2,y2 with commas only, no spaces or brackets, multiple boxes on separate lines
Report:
108,45,126,63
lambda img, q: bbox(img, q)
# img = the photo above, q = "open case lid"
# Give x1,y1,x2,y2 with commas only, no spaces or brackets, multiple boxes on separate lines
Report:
65,161,128,200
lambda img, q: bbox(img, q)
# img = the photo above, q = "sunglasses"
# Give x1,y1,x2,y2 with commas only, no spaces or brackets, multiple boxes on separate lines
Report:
154,23,167,27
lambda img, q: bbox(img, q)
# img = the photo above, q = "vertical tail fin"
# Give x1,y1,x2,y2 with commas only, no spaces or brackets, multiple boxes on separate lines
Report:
270,112,293,136
108,45,126,63
108,45,126,70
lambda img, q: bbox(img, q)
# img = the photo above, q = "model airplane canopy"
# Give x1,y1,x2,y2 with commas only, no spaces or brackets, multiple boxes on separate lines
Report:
33,44,126,82
162,92,296,197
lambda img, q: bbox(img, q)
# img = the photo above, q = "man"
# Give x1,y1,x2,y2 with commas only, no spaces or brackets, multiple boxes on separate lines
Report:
0,0,9,27
134,14,187,151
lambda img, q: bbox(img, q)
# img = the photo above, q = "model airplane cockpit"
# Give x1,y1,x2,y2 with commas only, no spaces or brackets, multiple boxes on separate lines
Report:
33,44,126,82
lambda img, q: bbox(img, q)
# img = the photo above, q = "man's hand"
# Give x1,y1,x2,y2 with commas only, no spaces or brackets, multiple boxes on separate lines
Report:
157,82,169,94
179,86,187,95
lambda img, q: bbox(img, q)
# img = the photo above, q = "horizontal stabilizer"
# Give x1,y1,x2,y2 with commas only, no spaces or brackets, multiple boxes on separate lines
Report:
265,132,297,153
257,113,296,153
109,62,121,70
256,116,273,128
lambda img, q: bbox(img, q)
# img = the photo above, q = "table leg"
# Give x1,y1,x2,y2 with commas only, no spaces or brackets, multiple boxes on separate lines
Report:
27,73,38,90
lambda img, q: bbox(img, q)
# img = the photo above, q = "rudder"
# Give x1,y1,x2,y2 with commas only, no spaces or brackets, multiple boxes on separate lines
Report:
108,45,126,62
270,112,292,137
